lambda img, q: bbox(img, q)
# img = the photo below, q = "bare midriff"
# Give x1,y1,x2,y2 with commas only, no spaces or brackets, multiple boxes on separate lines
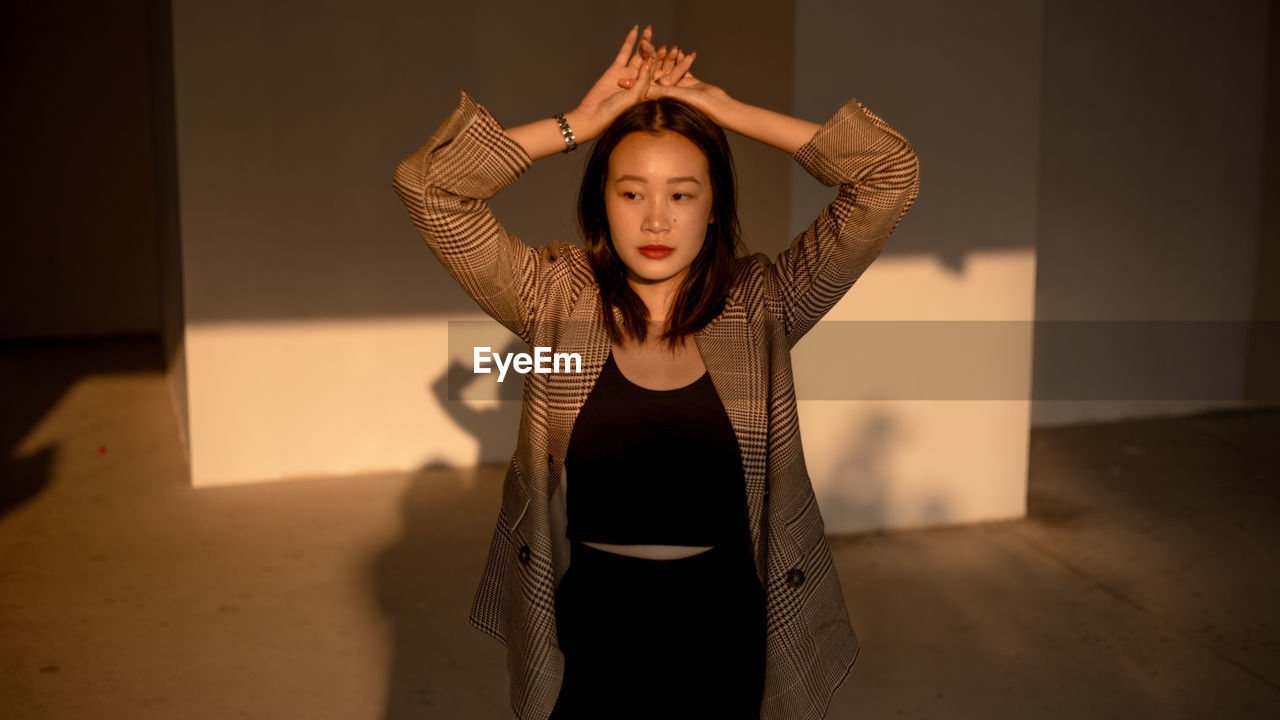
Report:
581,542,715,560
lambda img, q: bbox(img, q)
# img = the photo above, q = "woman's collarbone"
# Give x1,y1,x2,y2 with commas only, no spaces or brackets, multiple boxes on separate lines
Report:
611,338,707,390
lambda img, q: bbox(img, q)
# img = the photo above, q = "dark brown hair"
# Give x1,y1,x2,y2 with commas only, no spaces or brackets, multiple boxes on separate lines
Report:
578,98,744,350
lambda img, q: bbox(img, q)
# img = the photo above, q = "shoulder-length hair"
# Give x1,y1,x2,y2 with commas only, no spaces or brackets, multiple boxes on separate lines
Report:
577,98,744,350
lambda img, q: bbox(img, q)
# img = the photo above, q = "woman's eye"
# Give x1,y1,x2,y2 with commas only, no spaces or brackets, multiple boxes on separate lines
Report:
672,193,687,201
622,191,639,200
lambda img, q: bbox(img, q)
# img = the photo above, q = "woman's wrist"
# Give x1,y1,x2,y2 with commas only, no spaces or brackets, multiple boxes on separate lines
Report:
507,109,595,161
564,107,604,145
698,90,739,129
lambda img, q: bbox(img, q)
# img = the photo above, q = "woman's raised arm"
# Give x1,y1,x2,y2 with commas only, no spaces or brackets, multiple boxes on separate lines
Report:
392,90,542,343
647,62,921,347
643,53,819,153
391,26,682,343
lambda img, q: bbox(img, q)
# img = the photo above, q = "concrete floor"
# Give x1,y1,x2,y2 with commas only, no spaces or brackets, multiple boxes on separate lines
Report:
2,336,1278,719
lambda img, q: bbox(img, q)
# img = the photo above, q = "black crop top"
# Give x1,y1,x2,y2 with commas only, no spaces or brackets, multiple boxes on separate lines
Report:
565,350,750,548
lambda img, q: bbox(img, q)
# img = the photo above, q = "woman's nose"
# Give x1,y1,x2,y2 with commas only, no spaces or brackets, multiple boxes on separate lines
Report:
641,202,670,233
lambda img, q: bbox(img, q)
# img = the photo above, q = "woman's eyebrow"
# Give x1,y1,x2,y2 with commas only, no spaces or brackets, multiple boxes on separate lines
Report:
614,174,702,184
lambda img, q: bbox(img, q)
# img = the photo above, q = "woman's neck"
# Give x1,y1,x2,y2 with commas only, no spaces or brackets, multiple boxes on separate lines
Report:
626,271,685,325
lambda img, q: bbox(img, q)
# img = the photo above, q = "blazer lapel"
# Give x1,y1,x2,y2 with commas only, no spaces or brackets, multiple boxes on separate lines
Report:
544,285,611,484
542,285,611,588
695,296,769,581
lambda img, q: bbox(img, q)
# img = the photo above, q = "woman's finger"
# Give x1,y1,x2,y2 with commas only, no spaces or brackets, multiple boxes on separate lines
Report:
625,39,646,73
658,45,679,83
667,50,684,81
617,50,644,88
675,50,695,77
612,25,639,67
630,57,654,98
651,46,668,78
638,25,656,59
661,50,695,86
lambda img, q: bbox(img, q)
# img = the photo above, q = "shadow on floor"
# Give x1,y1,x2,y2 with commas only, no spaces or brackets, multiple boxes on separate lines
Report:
0,335,165,522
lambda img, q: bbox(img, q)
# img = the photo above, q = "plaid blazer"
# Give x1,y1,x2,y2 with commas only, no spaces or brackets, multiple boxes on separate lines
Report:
393,91,919,719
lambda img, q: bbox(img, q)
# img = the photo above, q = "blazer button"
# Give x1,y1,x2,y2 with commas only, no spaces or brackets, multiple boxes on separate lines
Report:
786,568,805,588
547,453,554,468
518,545,531,564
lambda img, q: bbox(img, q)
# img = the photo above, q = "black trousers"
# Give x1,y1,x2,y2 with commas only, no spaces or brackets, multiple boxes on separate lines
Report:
550,539,767,719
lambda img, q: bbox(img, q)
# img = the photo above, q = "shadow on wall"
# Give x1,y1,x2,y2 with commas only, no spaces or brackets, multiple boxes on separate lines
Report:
426,336,525,468
817,407,953,534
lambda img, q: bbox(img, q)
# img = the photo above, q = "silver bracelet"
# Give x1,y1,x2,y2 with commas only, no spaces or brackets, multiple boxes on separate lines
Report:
553,113,578,153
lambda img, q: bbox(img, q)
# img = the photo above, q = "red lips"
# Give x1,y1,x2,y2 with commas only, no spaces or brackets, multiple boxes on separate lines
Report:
639,244,674,259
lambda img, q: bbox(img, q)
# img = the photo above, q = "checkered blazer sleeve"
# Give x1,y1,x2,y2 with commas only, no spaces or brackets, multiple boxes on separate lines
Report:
392,91,540,344
762,97,921,349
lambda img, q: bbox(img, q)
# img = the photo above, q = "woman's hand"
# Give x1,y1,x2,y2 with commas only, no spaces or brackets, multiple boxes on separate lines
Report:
649,46,697,90
506,25,659,160
619,29,658,88
646,47,818,154
643,47,731,123
565,25,657,142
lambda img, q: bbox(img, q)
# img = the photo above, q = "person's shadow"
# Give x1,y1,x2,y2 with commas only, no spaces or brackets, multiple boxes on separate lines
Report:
425,338,526,464
2,337,168,522
370,337,527,718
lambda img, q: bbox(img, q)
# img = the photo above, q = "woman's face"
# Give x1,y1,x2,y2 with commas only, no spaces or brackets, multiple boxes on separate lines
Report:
605,130,714,289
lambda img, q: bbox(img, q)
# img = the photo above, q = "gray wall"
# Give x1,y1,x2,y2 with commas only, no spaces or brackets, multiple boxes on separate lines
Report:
1245,1,1280,404
148,0,189,458
167,1,798,328
792,0,1045,269
1,0,190,457
1031,0,1273,424
1,2,161,340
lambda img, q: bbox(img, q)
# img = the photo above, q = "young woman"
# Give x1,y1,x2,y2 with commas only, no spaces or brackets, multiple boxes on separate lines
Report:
393,25,920,720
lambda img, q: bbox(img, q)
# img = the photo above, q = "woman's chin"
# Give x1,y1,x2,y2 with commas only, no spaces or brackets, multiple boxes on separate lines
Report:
626,267,691,286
